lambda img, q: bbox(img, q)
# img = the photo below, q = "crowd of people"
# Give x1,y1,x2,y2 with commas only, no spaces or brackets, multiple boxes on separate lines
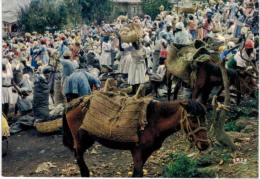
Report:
2,0,259,127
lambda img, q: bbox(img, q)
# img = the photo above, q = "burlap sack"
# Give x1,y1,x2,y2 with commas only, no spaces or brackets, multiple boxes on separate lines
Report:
212,22,222,33
80,91,152,142
117,15,128,23
175,6,197,14
166,44,211,86
119,23,143,43
166,45,197,84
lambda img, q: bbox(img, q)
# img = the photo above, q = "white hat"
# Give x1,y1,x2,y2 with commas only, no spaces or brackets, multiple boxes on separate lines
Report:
227,41,235,48
175,22,184,30
122,43,129,49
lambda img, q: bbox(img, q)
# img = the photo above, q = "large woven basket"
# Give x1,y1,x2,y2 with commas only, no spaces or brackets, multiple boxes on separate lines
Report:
119,23,143,43
35,118,62,133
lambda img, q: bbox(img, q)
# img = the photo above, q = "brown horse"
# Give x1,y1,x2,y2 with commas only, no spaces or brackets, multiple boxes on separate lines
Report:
63,99,210,177
167,61,257,105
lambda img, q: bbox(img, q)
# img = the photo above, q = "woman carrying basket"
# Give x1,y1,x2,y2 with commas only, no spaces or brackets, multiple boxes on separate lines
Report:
116,31,146,95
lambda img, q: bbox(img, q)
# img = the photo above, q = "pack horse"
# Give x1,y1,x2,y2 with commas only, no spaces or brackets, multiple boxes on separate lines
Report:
63,94,210,177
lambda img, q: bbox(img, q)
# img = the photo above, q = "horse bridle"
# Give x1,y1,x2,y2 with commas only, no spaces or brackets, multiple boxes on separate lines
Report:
180,108,209,147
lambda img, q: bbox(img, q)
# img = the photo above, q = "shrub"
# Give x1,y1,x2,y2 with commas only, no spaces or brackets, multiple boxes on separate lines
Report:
224,121,243,132
163,153,199,177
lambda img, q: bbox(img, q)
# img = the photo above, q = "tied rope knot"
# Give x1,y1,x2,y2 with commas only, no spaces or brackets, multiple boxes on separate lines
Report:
216,102,230,111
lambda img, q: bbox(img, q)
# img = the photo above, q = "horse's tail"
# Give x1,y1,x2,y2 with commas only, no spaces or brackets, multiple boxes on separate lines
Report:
62,112,74,151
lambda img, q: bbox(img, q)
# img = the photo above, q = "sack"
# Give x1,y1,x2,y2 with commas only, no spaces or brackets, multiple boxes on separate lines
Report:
2,114,10,137
166,45,196,83
212,22,221,33
119,23,143,43
166,45,211,86
80,91,152,142
117,15,128,23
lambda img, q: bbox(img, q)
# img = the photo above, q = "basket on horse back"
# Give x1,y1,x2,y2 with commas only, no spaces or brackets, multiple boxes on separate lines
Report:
166,41,211,86
80,91,152,142
166,45,197,83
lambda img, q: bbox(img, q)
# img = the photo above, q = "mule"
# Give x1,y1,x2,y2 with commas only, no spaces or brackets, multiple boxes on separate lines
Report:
167,61,257,105
63,99,209,177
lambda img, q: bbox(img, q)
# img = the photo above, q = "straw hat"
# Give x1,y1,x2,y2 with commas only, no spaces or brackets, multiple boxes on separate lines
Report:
63,50,71,58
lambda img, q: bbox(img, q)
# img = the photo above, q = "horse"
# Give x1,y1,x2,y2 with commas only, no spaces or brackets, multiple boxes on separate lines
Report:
167,61,258,105
165,42,257,105
63,98,210,177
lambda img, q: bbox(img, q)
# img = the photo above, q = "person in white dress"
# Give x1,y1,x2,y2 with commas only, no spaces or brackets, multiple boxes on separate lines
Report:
100,36,112,66
2,58,14,117
118,34,146,94
119,43,132,78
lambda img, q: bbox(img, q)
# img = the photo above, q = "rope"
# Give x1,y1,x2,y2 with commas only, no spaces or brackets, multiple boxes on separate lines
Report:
180,107,209,145
216,102,231,111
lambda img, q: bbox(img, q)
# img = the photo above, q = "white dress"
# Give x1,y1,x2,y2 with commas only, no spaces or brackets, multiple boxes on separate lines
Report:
119,44,132,74
2,62,14,104
128,47,147,85
100,42,112,66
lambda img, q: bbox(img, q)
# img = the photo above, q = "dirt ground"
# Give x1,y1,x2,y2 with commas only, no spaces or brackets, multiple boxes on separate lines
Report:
2,116,258,177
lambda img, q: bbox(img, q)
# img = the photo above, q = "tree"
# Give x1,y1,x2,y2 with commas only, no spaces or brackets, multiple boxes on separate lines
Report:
18,0,68,33
141,0,171,20
64,0,82,26
79,0,113,24
211,53,236,151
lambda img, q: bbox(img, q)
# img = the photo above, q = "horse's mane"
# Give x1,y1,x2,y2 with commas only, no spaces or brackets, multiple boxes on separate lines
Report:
147,100,206,122
147,100,182,120
66,96,85,112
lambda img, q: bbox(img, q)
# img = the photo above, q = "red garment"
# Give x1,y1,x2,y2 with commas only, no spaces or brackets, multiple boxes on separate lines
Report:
160,49,168,58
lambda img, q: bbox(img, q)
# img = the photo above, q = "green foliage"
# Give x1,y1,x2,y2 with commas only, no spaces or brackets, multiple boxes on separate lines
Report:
163,153,199,177
141,0,171,20
78,0,113,24
221,152,232,163
18,0,113,32
18,0,68,33
64,0,82,26
224,120,243,132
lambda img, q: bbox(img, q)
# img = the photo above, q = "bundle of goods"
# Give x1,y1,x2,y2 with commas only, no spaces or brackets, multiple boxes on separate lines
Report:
117,15,128,23
102,24,114,36
80,90,152,143
174,4,197,14
119,23,144,43
166,41,212,87
2,114,10,137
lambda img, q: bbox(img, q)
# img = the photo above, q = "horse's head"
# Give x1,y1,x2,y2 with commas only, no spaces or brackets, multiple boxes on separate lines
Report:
180,100,209,151
238,67,258,96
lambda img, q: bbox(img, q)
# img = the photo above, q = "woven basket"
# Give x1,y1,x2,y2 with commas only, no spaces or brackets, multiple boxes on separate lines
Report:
119,23,143,43
175,6,197,14
35,118,62,133
81,92,152,142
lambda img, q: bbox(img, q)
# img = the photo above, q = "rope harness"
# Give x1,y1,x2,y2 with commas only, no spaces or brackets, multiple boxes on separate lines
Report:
180,108,209,148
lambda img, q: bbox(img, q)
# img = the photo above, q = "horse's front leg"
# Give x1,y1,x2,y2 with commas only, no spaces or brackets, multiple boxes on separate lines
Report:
131,148,144,177
173,79,182,99
76,148,89,177
76,129,95,177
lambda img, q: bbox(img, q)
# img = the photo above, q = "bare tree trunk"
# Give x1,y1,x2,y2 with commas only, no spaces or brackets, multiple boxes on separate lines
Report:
212,54,236,151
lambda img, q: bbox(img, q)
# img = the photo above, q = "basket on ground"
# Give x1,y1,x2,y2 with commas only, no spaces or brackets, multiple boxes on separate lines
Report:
35,118,62,133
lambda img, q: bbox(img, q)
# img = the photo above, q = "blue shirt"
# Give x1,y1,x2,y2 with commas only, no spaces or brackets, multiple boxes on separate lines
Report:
64,69,101,96
220,49,237,61
60,59,76,77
